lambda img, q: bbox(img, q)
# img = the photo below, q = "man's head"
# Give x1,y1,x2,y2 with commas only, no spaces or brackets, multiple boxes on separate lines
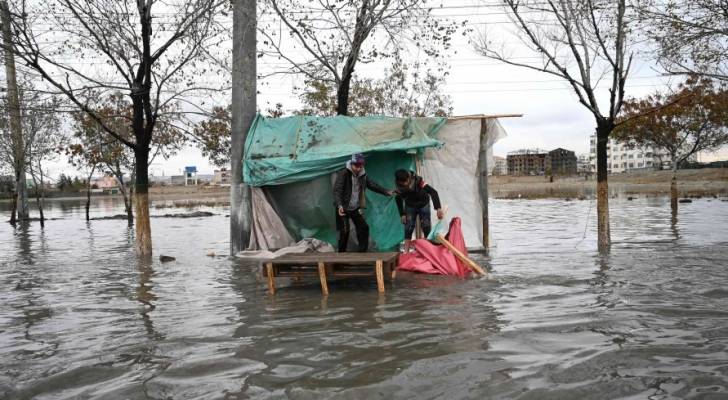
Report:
350,153,365,174
395,169,412,187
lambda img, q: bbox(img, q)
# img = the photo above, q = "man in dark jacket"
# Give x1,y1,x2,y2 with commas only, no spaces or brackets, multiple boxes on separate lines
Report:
394,169,443,252
333,153,392,252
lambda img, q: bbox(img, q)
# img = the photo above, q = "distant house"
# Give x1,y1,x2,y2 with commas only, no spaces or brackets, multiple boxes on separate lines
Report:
507,149,547,175
213,168,231,186
577,154,593,174
90,175,119,190
184,166,198,186
492,156,507,175
547,148,577,175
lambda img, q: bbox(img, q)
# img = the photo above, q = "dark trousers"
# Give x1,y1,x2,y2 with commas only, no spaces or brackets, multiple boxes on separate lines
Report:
404,205,432,240
336,209,369,252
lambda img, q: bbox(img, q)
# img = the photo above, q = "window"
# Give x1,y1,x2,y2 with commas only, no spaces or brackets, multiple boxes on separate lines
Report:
628,163,634,168
628,154,634,159
638,163,643,167
613,155,618,160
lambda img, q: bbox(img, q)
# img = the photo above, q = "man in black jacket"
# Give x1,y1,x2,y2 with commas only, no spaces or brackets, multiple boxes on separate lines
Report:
333,153,392,252
394,169,443,252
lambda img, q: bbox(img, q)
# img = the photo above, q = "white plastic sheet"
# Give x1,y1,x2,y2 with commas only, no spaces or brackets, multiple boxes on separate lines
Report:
421,118,507,248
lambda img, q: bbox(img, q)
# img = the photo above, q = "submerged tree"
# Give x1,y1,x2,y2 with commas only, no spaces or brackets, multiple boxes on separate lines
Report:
0,76,63,226
615,78,728,214
9,0,228,255
260,0,458,116
474,0,633,253
69,94,185,225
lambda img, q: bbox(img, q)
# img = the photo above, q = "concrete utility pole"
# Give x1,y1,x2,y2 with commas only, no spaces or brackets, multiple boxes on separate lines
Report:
1,0,29,223
230,0,255,254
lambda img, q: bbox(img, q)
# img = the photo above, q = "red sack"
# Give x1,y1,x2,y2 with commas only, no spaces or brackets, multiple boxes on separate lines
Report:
397,217,472,278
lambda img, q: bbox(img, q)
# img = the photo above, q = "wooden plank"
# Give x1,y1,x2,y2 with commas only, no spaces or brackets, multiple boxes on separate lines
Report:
375,260,385,293
266,262,276,295
436,235,487,276
271,252,399,264
318,262,329,296
449,113,523,120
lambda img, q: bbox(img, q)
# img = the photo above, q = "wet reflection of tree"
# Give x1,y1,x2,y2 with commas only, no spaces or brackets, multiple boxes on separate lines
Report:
136,257,163,341
670,208,680,241
12,222,59,359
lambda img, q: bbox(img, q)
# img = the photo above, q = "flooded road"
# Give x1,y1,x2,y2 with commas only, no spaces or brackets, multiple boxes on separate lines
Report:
1,196,728,399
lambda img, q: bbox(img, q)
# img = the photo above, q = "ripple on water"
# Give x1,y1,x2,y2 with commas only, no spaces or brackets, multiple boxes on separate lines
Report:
1,197,728,398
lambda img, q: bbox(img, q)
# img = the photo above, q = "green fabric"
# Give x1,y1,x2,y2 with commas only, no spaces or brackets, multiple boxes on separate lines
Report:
243,114,445,186
264,151,413,251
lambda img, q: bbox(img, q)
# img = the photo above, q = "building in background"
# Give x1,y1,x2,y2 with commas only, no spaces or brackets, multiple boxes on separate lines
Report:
507,149,548,175
184,166,198,186
492,156,507,175
589,134,675,173
547,148,577,175
576,153,593,174
213,168,231,186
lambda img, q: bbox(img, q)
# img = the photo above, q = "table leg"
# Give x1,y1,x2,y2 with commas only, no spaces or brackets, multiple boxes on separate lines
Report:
266,262,276,295
318,262,329,296
375,260,385,293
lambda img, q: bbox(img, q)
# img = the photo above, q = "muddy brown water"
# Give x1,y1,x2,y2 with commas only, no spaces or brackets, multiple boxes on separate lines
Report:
1,196,728,399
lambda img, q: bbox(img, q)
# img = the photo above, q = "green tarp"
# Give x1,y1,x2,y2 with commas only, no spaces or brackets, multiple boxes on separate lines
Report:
243,114,446,186
243,114,448,251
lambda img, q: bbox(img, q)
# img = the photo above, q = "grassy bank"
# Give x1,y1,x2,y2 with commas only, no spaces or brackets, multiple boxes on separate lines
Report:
490,168,728,199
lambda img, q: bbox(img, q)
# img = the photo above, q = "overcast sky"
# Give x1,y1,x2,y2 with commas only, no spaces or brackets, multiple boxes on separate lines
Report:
43,2,728,178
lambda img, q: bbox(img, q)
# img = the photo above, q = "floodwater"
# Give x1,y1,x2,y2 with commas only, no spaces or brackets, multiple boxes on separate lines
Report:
1,195,728,399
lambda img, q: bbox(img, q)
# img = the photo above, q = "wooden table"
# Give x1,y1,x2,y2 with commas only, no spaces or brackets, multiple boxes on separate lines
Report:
264,252,399,295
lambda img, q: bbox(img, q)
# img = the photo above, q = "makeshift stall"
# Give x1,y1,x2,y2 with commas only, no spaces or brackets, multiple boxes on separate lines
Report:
238,113,509,254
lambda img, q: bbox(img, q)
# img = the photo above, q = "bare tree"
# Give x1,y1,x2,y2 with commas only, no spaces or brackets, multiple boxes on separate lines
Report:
70,93,185,226
9,0,229,255
0,0,28,224
474,0,633,253
260,0,456,115
635,0,727,82
24,94,64,227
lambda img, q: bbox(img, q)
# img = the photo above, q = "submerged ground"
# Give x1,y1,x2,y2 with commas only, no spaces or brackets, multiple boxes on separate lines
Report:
1,194,727,399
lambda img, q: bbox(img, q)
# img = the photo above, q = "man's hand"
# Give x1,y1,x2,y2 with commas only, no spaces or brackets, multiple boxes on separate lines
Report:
338,206,345,216
400,215,407,225
436,209,444,220
387,190,395,197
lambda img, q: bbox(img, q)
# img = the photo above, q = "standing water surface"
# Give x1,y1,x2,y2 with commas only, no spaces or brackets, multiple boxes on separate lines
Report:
1,196,728,399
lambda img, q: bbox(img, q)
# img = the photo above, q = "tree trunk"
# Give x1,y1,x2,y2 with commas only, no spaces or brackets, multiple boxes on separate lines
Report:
230,0,256,254
1,1,29,221
10,188,17,225
85,165,96,221
336,73,352,116
670,158,678,216
38,164,45,226
134,146,152,255
115,169,134,226
596,122,612,253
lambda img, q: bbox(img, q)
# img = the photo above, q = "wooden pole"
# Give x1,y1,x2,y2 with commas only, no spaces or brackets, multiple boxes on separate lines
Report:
480,118,490,249
437,234,487,276
318,262,329,296
266,262,276,295
230,0,256,254
375,259,385,293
